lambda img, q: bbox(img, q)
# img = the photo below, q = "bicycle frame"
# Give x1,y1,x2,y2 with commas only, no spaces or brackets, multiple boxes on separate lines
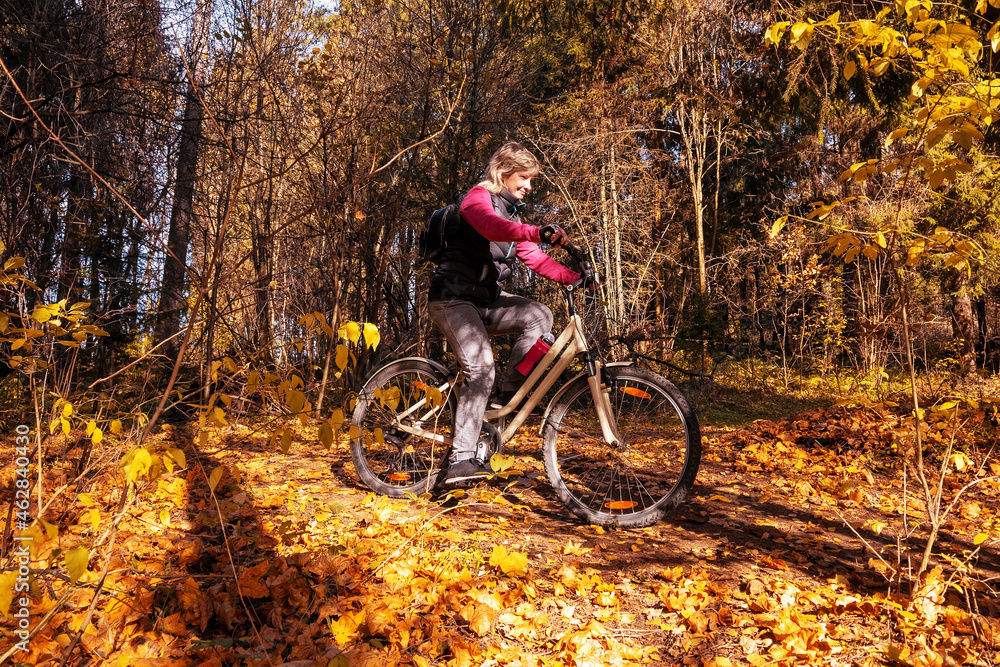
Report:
391,285,622,449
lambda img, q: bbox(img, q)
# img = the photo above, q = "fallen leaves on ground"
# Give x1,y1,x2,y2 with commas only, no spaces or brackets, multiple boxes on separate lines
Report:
0,400,998,666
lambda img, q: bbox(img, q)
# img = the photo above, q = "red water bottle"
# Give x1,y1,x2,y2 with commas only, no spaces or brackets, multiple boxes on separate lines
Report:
516,333,555,376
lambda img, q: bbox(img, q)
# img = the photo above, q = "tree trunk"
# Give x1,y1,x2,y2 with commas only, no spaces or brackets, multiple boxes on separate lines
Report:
949,273,978,375
609,144,624,328
156,0,213,356
974,293,988,363
677,100,708,295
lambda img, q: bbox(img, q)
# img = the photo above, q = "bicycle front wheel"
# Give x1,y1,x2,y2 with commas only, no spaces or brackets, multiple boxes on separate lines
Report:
351,359,455,497
542,366,701,527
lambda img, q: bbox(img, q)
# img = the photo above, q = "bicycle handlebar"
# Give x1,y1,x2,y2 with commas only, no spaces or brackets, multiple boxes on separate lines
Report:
562,243,599,288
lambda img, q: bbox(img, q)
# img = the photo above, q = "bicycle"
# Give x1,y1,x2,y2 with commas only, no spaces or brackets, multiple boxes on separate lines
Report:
349,245,701,527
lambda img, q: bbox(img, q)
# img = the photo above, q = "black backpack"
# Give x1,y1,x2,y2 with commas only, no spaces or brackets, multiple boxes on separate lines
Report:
418,203,462,264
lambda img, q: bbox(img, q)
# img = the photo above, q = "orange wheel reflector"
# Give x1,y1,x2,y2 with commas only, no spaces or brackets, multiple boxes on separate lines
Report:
387,473,411,481
620,387,652,399
605,500,638,510
413,381,429,391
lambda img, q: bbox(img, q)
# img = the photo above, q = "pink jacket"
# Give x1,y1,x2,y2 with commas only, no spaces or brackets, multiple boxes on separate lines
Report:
459,186,580,285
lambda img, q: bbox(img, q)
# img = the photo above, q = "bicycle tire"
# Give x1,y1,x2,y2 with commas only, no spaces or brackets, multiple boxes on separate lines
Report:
350,359,455,497
542,366,701,527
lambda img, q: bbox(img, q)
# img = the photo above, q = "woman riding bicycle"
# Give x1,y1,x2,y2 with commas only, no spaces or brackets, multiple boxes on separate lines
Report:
428,141,580,485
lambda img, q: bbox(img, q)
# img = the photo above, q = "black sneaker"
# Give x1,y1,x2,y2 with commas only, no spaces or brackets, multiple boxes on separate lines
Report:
492,389,543,416
491,389,517,409
444,458,495,485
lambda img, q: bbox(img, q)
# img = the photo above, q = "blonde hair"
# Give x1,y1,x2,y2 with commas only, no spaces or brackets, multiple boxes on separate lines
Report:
476,142,541,194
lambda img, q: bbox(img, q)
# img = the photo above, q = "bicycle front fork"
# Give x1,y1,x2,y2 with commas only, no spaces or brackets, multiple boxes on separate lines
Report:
585,354,621,446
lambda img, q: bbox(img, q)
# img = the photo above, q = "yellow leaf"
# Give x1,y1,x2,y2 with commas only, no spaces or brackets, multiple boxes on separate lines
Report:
91,428,103,445
875,231,887,248
466,604,496,636
765,22,790,47
110,419,122,435
123,448,152,484
319,423,334,450
286,389,306,415
65,546,89,584
974,532,988,545
562,540,593,556
338,321,361,344
769,216,787,239
62,403,73,418
328,609,366,645
280,430,293,453
790,22,814,50
223,356,238,373
168,448,186,469
593,589,617,606
379,386,401,411
489,544,528,577
335,344,349,371
247,370,260,395
209,466,224,492
490,452,516,473
363,323,380,350
88,509,100,531
349,424,361,442
40,520,58,541
424,386,442,408
61,419,70,437
871,522,888,535
0,570,15,616
30,306,53,323
807,200,840,220
85,420,96,436
844,60,856,80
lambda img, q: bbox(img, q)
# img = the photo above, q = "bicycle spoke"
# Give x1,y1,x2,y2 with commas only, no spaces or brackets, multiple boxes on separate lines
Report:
544,367,700,526
352,363,454,497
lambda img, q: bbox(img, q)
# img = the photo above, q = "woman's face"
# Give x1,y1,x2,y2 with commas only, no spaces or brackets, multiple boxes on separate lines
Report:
502,170,534,200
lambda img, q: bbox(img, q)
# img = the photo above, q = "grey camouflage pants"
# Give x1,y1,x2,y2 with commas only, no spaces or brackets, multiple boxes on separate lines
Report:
428,293,553,462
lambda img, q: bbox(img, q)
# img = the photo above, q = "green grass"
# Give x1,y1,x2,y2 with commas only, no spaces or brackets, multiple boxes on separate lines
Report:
691,386,836,430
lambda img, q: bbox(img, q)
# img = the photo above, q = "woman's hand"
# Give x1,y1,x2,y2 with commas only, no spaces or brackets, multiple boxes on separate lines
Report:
540,224,569,246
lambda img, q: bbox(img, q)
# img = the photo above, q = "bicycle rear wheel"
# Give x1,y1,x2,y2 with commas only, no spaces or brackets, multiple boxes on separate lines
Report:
351,359,455,497
542,366,700,527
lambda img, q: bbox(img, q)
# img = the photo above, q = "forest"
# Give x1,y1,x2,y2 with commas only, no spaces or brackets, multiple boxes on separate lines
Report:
2,0,1000,664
